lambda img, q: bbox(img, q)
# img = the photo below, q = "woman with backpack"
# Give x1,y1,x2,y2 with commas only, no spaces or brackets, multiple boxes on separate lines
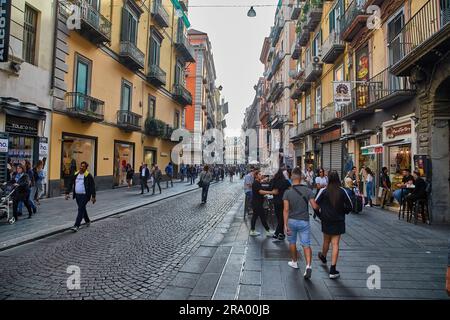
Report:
315,171,353,279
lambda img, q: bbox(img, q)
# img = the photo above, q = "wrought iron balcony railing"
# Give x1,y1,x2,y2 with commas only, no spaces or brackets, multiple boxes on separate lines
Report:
321,102,342,125
117,110,142,131
172,83,193,106
267,82,284,102
291,0,302,20
59,0,111,44
340,0,369,42
175,33,196,63
306,0,324,31
63,92,105,122
119,41,145,70
151,1,170,28
389,0,450,76
147,64,167,86
321,30,345,64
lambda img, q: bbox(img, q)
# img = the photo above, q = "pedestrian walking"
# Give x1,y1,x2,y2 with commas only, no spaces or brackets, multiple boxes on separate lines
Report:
190,165,197,185
379,167,391,208
126,163,134,188
199,165,213,204
152,164,162,194
18,160,37,215
303,165,315,189
283,167,318,278
229,166,235,182
139,163,150,194
165,162,174,187
270,169,291,241
243,167,255,216
33,160,45,204
11,164,34,222
180,163,187,182
364,167,374,207
315,171,353,279
7,158,13,182
315,168,328,194
65,161,96,232
249,170,274,237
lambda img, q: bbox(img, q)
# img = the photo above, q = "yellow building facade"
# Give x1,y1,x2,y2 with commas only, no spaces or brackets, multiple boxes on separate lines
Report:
48,0,194,196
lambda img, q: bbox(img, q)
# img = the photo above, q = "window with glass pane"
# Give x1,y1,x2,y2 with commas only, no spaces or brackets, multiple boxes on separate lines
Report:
148,95,156,118
297,102,302,124
334,63,344,81
150,35,161,66
174,112,180,129
175,61,183,85
23,5,38,65
315,86,322,123
313,32,321,57
121,81,132,110
388,11,404,66
122,8,138,44
306,95,311,118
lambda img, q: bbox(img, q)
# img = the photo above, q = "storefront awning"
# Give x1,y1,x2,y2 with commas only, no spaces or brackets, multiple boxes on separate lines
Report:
383,138,411,147
0,97,47,120
361,144,383,155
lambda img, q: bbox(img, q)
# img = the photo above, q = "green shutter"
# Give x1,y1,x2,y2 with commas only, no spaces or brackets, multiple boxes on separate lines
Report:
329,9,335,33
121,8,129,41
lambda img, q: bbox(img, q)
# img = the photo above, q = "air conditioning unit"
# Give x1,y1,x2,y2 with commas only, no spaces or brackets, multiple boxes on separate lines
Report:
341,120,352,136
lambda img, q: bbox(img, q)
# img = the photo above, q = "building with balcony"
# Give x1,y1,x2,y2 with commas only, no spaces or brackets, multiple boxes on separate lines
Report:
0,0,55,192
48,0,190,195
186,29,224,164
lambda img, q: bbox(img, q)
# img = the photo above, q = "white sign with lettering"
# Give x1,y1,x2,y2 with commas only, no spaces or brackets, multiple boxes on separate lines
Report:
0,138,8,153
39,142,48,157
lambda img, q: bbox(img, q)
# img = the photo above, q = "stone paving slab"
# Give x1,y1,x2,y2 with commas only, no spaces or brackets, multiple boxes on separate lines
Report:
0,180,205,251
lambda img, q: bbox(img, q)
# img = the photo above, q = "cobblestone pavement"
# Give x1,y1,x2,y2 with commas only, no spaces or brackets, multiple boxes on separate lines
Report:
0,181,242,300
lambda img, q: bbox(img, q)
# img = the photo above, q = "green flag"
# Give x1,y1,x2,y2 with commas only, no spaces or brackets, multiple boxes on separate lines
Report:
170,0,191,28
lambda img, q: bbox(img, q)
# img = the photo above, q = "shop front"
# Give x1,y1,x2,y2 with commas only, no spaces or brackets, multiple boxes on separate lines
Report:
382,117,416,193
114,141,135,187
61,133,97,192
320,128,342,176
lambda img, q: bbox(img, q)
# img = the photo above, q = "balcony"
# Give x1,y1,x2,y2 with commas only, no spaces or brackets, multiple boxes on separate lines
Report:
271,51,284,77
341,86,374,120
291,82,303,100
271,23,283,47
297,73,311,91
340,0,369,42
321,31,345,63
62,92,104,122
306,0,324,31
59,0,111,44
298,116,321,136
321,102,342,126
259,104,270,122
270,113,289,129
175,33,196,63
119,41,145,71
304,61,323,83
291,0,302,20
292,39,301,60
117,110,142,131
365,67,416,109
389,0,450,76
151,1,170,28
267,82,284,102
298,21,310,46
147,64,167,86
172,84,193,106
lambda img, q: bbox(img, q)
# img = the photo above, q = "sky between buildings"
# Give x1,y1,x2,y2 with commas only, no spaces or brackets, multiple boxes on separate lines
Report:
187,0,277,138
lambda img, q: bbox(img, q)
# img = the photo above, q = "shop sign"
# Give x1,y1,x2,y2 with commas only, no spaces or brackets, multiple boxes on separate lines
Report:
5,116,38,135
0,138,8,153
361,144,383,155
386,123,411,139
333,82,352,107
320,128,341,144
0,0,12,63
39,137,48,157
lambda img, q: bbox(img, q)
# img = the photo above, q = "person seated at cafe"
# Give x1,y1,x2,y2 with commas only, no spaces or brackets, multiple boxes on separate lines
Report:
405,171,428,208
393,169,415,204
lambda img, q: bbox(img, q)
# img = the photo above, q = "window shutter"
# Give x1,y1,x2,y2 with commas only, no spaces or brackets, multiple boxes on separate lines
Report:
121,8,129,42
329,10,335,33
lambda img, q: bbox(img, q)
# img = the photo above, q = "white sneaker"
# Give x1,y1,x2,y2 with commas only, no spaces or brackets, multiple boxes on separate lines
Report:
265,230,274,237
304,266,312,279
249,230,260,236
365,204,371,207
288,261,299,269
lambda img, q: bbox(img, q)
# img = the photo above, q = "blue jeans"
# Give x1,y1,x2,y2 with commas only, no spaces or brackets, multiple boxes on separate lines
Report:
18,187,37,213
287,219,311,247
201,183,210,202
74,194,90,227
366,181,374,203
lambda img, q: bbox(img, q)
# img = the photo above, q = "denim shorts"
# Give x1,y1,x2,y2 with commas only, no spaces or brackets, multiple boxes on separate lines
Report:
287,219,311,247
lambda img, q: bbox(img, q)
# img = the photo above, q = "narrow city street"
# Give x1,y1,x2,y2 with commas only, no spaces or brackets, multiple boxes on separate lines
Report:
0,180,448,300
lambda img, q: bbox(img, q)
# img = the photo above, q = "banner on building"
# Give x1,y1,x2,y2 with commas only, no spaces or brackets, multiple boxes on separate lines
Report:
333,82,352,109
0,0,12,62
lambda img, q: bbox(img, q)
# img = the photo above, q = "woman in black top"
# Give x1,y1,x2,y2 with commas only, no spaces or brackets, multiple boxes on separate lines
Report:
315,171,353,279
270,169,291,240
250,170,275,237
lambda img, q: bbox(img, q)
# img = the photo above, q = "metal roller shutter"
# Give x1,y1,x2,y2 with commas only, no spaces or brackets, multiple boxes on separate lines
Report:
322,143,331,172
331,141,342,176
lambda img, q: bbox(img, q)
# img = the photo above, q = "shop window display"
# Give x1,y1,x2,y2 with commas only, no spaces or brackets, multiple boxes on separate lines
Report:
389,144,411,190
62,136,96,190
114,142,134,187
8,136,35,166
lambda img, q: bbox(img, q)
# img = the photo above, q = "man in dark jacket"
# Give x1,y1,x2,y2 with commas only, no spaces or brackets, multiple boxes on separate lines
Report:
65,161,96,232
139,163,150,194
152,164,162,195
11,164,34,222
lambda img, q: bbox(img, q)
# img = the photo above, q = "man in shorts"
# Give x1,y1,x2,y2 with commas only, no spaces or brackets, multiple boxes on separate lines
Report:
283,167,319,279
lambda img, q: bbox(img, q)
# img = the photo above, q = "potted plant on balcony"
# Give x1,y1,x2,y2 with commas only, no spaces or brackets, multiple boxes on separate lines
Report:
144,117,166,138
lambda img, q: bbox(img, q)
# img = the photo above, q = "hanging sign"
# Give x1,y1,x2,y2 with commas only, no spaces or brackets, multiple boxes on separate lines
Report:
0,0,12,62
361,144,383,155
333,82,352,107
39,137,48,157
0,138,8,153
